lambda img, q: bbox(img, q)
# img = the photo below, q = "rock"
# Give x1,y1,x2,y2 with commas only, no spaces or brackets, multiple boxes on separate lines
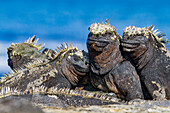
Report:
0,96,44,113
0,95,170,113
42,100,170,113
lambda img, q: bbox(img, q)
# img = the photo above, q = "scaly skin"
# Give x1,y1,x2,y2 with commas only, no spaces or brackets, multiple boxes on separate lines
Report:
87,20,144,101
7,35,55,72
121,25,170,100
1,43,89,95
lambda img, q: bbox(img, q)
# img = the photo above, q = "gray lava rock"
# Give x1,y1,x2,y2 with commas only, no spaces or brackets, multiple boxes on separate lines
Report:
0,96,44,113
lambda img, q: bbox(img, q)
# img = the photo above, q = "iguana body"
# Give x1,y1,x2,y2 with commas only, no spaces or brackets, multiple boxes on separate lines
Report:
121,25,170,100
87,20,144,100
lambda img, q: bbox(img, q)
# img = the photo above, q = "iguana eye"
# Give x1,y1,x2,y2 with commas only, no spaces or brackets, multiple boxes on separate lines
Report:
73,55,81,61
12,55,22,63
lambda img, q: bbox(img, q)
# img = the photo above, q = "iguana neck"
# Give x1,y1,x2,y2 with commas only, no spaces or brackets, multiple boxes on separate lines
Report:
133,42,156,72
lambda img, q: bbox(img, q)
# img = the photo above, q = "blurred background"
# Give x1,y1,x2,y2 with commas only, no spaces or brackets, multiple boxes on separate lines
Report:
0,0,170,75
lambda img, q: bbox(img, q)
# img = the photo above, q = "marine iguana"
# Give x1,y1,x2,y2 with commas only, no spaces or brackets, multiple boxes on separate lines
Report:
87,20,144,101
1,41,90,90
121,25,170,100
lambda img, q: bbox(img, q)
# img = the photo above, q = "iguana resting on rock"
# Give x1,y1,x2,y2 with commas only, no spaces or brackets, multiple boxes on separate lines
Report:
87,20,144,101
121,25,170,100
0,36,122,107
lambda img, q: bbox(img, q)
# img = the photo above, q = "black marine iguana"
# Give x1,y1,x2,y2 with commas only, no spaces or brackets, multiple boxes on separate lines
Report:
87,20,144,101
121,25,170,100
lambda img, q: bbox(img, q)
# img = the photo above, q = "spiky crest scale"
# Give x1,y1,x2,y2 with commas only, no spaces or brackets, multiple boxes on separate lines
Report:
0,86,121,103
88,19,117,37
1,68,24,83
2,58,50,82
42,48,57,59
53,42,78,62
24,35,45,51
8,35,45,58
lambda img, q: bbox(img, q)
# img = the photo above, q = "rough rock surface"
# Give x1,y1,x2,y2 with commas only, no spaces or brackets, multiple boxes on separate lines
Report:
0,93,120,108
0,95,170,113
59,100,170,113
0,96,43,113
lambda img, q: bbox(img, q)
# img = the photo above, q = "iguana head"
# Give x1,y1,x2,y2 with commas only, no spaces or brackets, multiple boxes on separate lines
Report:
87,20,123,75
53,43,89,87
121,25,169,69
7,36,51,71
87,20,120,53
122,25,168,50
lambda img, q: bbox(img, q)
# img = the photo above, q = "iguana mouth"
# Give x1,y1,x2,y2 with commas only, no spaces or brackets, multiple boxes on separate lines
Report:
88,38,110,45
